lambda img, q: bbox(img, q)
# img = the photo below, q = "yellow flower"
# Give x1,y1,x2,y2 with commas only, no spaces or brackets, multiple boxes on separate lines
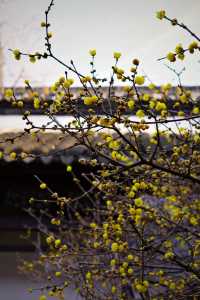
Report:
189,41,198,53
40,183,47,189
55,239,62,248
29,55,36,63
169,282,176,290
90,222,97,229
34,98,40,109
81,76,92,83
127,267,133,275
136,109,145,118
177,110,185,117
83,95,98,105
179,94,188,103
166,52,176,62
86,271,92,280
83,97,92,105
46,236,54,245
155,101,167,111
127,254,133,261
113,52,121,60
47,32,53,38
93,242,99,248
189,216,198,226
106,201,112,209
110,259,116,266
111,242,119,252
10,152,17,160
17,101,24,108
40,21,46,27
156,10,166,20
175,44,184,55
148,83,156,90
178,53,185,60
162,83,172,91
13,49,21,60
149,101,155,110
66,165,72,172
89,49,96,56
24,80,30,85
13,49,20,56
0,151,3,159
123,85,132,93
143,94,150,101
5,89,13,99
128,190,135,198
63,78,74,88
111,286,117,293
130,66,137,73
128,99,135,110
55,271,62,277
135,76,145,85
39,295,47,300
135,197,143,206
192,107,199,114
135,283,147,293
164,251,174,259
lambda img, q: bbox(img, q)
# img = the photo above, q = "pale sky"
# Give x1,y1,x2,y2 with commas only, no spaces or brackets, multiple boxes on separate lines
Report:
1,0,200,87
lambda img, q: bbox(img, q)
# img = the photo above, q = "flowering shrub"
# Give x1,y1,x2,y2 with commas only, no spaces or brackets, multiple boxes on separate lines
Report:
3,1,200,299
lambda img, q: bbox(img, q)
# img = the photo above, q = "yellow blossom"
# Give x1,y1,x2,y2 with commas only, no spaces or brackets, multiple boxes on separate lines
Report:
111,286,117,293
135,198,143,206
90,222,97,229
128,99,135,110
40,183,47,189
5,89,13,99
17,101,24,108
47,32,53,38
55,271,62,277
166,52,176,62
127,267,133,275
41,21,46,27
46,236,54,245
13,49,21,60
111,242,119,252
10,152,17,160
89,49,96,56
63,78,74,88
192,107,199,114
127,254,134,261
156,10,166,20
55,239,62,248
83,95,98,105
189,41,198,53
110,259,116,266
189,216,198,226
135,283,147,293
39,295,47,300
113,52,121,60
66,165,72,172
29,55,36,63
155,101,167,111
135,76,145,85
86,271,92,280
136,109,145,118
34,98,40,109
164,251,174,259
